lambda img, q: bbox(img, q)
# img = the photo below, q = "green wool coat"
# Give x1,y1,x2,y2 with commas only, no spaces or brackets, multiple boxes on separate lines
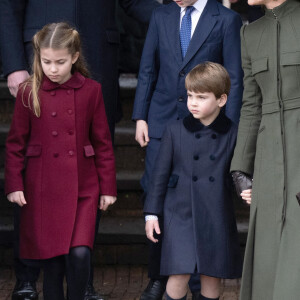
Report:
231,0,300,299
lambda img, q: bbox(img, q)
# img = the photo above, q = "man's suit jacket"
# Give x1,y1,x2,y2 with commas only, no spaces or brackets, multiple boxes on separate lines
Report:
0,0,160,134
132,0,243,138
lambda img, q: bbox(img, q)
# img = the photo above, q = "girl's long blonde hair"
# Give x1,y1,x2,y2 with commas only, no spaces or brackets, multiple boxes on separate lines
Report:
23,22,89,117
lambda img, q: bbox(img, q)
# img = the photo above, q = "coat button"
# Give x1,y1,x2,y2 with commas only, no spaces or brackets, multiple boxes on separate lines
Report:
68,109,73,115
52,131,58,136
178,97,184,102
50,91,56,96
53,153,59,158
192,176,198,182
67,90,71,95
51,112,57,117
209,176,215,182
68,150,74,156
179,71,185,77
195,133,201,139
211,134,217,139
68,130,74,135
193,155,199,160
210,155,215,160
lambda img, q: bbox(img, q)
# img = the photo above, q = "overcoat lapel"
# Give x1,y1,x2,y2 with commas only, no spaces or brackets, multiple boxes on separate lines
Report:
163,3,182,66
181,0,219,69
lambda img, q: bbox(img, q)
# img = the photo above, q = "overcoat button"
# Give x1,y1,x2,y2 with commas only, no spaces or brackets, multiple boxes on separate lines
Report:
67,90,71,95
194,155,199,160
68,109,73,115
53,153,59,158
52,131,58,136
68,150,74,156
50,91,56,96
192,176,198,182
210,155,215,160
51,112,57,117
209,176,215,182
178,97,184,102
211,134,217,139
68,130,74,135
179,71,185,77
195,133,201,139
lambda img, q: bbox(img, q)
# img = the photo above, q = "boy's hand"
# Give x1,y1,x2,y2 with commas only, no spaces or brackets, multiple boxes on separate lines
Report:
145,219,161,243
241,189,252,205
7,191,27,207
135,120,149,147
99,195,117,211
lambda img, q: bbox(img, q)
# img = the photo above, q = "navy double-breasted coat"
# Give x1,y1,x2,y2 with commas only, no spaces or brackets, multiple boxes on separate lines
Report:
144,113,242,278
5,72,117,260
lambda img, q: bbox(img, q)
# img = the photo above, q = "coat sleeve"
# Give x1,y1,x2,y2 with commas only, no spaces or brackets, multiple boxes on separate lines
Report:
119,0,160,24
0,0,28,77
144,125,174,216
91,85,117,197
132,8,159,121
230,25,263,175
222,13,244,125
5,88,31,194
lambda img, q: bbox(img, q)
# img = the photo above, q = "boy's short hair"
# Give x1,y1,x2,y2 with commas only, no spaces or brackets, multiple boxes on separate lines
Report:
185,62,231,98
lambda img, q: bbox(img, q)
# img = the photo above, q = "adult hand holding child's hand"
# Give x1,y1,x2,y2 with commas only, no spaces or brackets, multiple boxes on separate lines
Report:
7,191,27,207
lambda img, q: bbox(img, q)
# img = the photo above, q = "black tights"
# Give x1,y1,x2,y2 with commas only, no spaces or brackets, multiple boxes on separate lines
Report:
43,246,91,300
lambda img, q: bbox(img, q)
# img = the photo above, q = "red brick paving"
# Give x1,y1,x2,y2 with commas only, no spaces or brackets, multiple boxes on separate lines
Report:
0,265,240,300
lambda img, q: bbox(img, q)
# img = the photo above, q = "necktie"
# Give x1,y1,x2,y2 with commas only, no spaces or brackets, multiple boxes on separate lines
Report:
180,6,195,58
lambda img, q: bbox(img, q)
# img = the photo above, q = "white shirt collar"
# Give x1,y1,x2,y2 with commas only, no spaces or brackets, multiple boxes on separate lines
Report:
180,0,207,14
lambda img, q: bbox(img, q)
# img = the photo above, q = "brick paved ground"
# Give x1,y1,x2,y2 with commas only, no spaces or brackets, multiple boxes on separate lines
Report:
0,265,240,300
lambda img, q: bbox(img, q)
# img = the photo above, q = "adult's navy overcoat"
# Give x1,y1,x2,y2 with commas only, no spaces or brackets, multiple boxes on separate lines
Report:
132,0,244,137
5,72,117,260
0,0,159,134
144,113,242,278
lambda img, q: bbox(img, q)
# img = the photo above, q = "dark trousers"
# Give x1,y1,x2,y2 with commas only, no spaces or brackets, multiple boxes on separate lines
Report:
142,138,200,292
13,205,102,285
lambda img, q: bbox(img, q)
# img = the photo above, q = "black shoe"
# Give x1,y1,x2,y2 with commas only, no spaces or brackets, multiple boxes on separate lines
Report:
140,279,167,300
192,290,201,300
84,284,105,300
12,281,38,300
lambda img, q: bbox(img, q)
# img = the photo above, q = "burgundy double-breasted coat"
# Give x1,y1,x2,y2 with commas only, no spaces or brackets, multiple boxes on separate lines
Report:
5,72,117,260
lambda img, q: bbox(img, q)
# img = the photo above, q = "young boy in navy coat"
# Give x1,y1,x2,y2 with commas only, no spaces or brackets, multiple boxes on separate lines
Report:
132,0,243,297
144,63,242,300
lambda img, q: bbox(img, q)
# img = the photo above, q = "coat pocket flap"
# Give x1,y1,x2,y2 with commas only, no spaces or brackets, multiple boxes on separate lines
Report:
167,174,179,188
281,51,300,66
84,145,95,157
251,57,268,75
106,30,120,44
25,145,42,157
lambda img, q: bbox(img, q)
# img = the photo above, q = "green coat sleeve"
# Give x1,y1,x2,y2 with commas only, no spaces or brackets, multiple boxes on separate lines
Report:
230,25,263,176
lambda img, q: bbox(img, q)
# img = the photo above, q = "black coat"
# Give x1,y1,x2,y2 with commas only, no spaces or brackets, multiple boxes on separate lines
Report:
144,113,242,278
0,0,159,133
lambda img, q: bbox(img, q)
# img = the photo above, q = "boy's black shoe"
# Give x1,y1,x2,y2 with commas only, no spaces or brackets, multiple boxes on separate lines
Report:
140,279,167,300
192,290,201,300
84,284,105,300
12,280,38,300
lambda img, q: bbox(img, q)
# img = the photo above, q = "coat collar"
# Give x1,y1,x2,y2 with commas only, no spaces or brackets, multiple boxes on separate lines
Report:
183,112,232,133
41,72,86,91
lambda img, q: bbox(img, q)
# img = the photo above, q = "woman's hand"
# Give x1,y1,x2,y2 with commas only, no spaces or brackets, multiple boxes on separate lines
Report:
7,191,27,207
241,189,252,205
145,219,161,243
99,195,116,211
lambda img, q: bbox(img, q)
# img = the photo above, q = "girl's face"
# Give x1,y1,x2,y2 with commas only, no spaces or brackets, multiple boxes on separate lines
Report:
40,48,79,84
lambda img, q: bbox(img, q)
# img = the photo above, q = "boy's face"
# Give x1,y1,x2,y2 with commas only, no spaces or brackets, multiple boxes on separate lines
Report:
187,90,227,125
173,0,197,7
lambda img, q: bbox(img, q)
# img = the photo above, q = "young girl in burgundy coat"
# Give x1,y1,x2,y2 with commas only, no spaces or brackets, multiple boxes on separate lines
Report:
5,22,117,300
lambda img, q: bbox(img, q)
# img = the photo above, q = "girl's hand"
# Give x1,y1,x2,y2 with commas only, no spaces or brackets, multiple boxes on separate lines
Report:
99,195,116,211
145,220,161,243
7,191,27,207
241,189,252,205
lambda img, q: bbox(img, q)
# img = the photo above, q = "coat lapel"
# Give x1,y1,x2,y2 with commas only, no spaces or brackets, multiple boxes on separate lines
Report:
181,0,219,69
163,3,182,66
